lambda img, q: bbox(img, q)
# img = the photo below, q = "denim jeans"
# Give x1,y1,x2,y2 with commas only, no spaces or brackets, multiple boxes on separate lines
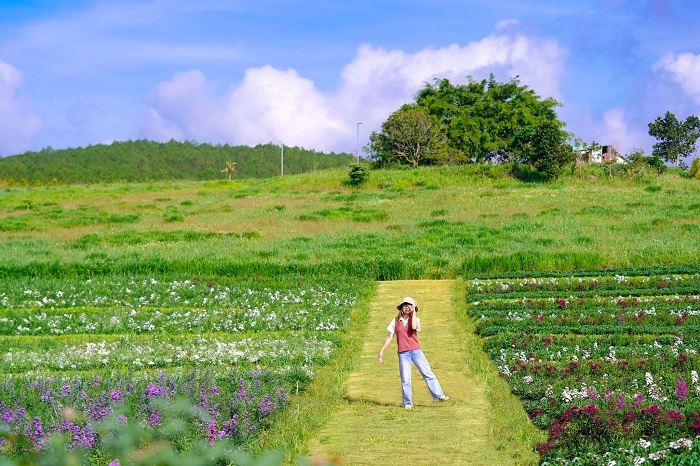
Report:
398,349,444,406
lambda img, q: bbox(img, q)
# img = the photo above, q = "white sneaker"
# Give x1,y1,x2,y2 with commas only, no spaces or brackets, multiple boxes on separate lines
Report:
438,396,450,402
404,404,413,409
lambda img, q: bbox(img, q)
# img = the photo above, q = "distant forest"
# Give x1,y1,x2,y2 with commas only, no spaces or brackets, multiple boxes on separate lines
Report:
0,140,354,184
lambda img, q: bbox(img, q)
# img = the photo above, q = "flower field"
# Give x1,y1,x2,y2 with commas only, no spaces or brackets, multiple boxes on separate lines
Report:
0,274,367,458
468,273,700,465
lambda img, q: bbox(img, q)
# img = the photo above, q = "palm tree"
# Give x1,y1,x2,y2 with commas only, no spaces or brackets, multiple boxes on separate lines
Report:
222,161,237,180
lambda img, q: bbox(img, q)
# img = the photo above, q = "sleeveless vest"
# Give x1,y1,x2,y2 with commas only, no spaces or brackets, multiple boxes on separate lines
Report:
395,316,421,353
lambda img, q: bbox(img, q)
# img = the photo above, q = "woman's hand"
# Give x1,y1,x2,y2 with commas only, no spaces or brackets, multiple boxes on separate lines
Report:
377,352,383,363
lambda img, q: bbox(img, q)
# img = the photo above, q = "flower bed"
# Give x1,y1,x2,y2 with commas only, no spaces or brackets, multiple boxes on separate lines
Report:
468,273,700,465
0,275,366,457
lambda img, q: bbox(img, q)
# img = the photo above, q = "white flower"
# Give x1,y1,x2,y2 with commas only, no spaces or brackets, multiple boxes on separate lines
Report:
669,438,692,450
637,438,651,449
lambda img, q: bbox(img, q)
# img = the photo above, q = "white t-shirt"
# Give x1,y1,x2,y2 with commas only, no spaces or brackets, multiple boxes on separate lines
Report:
387,315,421,334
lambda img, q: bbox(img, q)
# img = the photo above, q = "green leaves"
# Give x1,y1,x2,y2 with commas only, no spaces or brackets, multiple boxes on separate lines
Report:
648,111,700,165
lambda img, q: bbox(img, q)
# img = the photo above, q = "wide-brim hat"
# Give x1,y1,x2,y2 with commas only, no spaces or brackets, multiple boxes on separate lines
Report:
397,297,416,310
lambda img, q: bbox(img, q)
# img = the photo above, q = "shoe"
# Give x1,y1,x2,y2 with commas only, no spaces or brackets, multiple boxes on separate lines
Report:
438,396,450,402
404,404,413,409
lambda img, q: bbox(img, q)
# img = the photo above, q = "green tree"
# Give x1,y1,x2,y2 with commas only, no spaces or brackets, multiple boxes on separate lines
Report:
414,75,564,162
528,120,576,180
647,111,700,166
690,158,700,179
367,106,448,168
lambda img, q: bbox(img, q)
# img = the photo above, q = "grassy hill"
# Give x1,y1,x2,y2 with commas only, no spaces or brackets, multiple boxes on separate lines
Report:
1,164,698,280
0,139,353,184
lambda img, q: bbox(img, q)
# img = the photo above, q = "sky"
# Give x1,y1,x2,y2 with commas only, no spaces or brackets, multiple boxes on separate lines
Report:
1,0,699,158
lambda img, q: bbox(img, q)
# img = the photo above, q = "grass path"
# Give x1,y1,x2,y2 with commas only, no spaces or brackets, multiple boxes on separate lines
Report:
308,280,541,465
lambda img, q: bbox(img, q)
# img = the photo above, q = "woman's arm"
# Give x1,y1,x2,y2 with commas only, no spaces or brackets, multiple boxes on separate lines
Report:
377,333,393,363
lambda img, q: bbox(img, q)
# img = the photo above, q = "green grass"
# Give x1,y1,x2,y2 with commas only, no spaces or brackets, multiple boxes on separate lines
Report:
1,167,698,280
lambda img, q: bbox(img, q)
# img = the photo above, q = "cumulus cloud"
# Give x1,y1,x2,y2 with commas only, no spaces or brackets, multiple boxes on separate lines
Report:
141,31,565,153
0,59,41,156
653,52,700,103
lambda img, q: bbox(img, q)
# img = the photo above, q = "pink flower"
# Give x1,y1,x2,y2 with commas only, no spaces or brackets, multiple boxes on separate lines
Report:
676,376,688,401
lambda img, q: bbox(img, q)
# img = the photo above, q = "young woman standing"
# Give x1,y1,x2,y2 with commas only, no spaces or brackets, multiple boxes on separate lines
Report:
377,296,449,409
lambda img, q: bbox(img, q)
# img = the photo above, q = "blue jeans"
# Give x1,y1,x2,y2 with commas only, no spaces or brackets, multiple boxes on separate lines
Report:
398,349,444,406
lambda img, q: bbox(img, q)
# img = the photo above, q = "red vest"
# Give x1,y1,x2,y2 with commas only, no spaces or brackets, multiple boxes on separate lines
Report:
395,316,421,353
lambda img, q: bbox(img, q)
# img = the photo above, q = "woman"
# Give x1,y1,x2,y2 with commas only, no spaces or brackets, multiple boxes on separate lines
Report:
377,296,449,409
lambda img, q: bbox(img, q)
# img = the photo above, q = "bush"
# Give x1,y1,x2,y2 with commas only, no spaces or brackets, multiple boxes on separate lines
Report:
347,164,369,187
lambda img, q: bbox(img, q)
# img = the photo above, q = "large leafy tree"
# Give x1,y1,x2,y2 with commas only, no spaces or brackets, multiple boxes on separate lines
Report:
647,111,700,166
413,75,565,163
367,106,448,168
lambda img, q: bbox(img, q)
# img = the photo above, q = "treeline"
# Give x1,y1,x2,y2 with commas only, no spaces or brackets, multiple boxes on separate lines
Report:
0,139,353,184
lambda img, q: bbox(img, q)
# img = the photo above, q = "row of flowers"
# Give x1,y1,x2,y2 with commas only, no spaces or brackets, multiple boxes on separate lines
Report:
1,333,335,372
485,333,700,366
467,273,700,464
468,274,699,295
476,308,700,328
0,276,357,312
473,294,700,312
0,304,345,335
0,369,289,453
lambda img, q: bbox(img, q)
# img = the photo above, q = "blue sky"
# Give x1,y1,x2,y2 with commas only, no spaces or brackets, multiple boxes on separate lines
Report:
1,0,699,157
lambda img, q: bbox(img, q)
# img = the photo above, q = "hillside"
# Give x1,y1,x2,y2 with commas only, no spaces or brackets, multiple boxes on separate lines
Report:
0,139,353,184
0,165,698,279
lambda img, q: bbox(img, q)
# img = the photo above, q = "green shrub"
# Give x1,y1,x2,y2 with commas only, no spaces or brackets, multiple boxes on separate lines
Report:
347,164,369,187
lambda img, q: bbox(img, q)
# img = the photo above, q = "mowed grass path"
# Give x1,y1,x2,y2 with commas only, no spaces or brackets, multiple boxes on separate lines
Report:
308,280,539,465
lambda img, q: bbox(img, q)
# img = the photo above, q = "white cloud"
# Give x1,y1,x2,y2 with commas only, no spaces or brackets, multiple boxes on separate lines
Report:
595,108,645,155
0,59,41,156
653,52,700,102
141,31,565,153
495,19,519,30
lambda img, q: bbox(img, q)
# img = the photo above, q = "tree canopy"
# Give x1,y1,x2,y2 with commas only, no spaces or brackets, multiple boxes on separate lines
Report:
368,75,573,178
648,111,700,166
367,106,449,168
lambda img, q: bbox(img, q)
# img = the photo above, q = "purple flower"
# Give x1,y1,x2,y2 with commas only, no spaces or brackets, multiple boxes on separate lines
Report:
117,414,128,423
109,389,122,401
147,412,161,426
2,410,15,423
631,393,645,408
145,382,167,399
205,420,224,445
676,376,688,401
616,395,626,410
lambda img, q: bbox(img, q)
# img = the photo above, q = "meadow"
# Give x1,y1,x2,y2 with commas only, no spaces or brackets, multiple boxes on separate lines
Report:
1,164,699,464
